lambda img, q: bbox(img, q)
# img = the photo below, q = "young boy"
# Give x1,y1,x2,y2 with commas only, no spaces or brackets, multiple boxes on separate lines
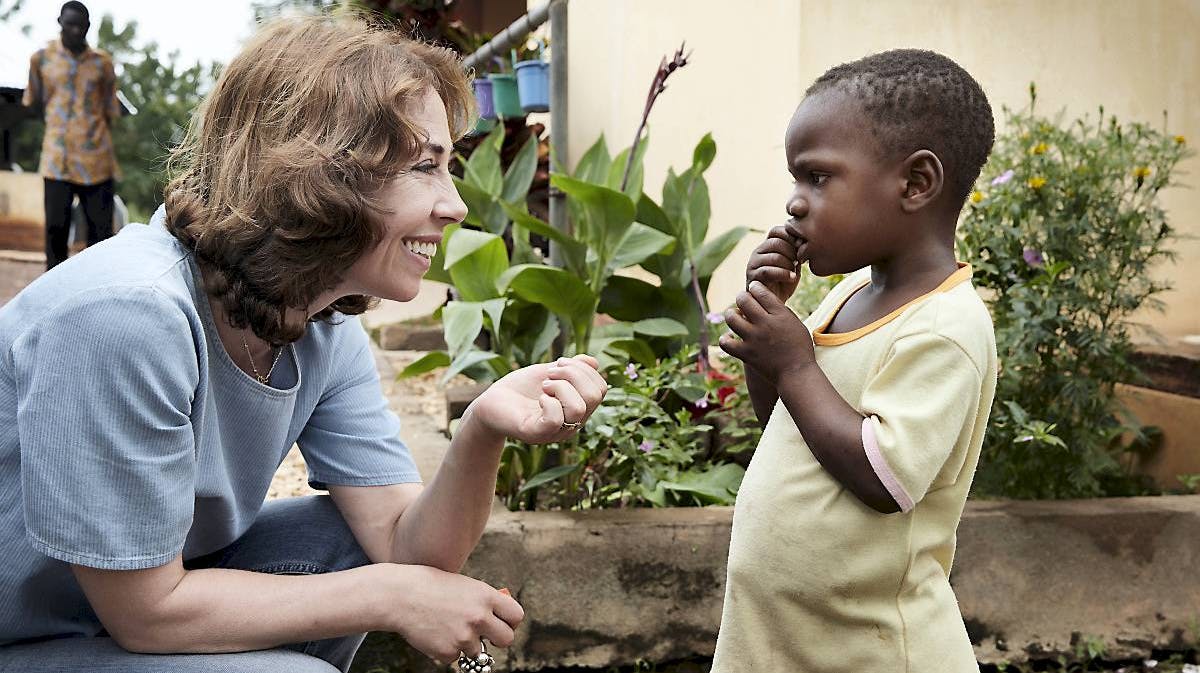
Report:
714,49,997,672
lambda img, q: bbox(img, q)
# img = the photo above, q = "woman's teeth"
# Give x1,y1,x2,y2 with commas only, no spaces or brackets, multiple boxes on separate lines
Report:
405,240,436,259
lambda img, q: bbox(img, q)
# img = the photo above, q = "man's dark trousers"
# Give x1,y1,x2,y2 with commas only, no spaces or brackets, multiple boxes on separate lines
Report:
43,177,114,269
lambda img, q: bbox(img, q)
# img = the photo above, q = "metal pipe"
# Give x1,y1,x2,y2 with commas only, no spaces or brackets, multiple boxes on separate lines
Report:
547,0,569,262
462,0,557,73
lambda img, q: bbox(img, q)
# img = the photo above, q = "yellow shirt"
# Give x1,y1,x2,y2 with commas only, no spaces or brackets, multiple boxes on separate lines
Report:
712,264,997,673
23,40,122,185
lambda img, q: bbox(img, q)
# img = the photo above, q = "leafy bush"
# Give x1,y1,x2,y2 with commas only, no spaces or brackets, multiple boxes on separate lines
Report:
497,343,761,511
960,86,1191,499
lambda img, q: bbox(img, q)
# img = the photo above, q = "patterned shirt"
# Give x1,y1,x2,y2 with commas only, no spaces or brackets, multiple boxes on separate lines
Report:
22,39,122,185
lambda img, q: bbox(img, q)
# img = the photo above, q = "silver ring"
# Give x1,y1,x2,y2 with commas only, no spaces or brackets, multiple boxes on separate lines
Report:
458,639,495,672
560,420,582,431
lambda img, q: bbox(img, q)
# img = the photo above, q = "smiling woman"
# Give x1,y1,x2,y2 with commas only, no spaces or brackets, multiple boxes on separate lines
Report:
0,12,607,673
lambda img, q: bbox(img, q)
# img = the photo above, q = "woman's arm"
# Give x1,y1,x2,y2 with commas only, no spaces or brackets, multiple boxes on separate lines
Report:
73,554,522,663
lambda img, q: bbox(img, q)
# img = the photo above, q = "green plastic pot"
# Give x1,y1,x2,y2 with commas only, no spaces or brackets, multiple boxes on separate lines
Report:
487,73,524,119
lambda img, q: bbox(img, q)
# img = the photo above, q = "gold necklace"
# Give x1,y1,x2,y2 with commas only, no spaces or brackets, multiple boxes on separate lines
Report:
241,332,283,385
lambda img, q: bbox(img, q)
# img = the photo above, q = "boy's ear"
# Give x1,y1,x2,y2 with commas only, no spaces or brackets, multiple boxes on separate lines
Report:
899,149,944,213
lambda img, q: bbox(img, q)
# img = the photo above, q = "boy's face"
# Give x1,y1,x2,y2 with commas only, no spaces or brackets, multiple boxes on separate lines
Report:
783,89,905,276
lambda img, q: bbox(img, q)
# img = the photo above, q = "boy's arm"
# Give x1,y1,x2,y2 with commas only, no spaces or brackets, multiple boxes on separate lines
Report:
741,224,804,427
723,282,899,513
744,366,779,428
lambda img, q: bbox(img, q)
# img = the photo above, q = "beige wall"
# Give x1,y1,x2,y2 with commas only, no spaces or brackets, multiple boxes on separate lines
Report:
560,0,1200,341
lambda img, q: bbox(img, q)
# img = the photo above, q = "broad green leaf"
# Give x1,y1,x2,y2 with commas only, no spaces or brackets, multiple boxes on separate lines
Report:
453,176,495,231
480,298,507,338
661,463,744,504
551,175,637,262
591,321,635,339
397,350,450,379
635,193,673,235
608,133,650,200
446,229,508,301
527,310,560,363
424,222,458,284
463,123,504,196
692,226,749,279
502,201,572,247
441,349,504,385
498,264,596,336
606,338,657,366
442,301,484,355
691,133,717,174
519,463,581,494
686,174,711,249
573,134,611,185
632,317,688,337
501,134,539,204
610,223,677,270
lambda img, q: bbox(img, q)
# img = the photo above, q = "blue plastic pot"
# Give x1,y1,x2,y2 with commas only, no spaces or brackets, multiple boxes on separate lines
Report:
473,78,496,120
514,60,550,113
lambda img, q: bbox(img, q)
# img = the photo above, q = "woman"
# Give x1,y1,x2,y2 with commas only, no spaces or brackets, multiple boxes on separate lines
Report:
0,14,605,672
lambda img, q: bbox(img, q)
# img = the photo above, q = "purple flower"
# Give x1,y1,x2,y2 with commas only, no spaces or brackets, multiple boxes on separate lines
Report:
1022,248,1044,268
694,397,709,409
706,311,724,324
991,169,1015,186
625,363,638,380
638,440,656,453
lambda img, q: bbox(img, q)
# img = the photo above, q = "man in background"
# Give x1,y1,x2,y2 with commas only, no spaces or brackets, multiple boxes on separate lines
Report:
23,1,122,269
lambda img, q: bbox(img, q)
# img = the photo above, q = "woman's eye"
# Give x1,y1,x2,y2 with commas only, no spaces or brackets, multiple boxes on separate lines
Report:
414,160,438,173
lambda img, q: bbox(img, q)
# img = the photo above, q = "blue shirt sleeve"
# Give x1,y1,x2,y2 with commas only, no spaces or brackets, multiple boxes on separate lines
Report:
297,318,422,489
12,287,199,569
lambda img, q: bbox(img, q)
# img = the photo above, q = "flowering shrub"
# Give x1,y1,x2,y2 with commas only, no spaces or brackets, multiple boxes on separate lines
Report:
496,343,761,511
960,85,1192,499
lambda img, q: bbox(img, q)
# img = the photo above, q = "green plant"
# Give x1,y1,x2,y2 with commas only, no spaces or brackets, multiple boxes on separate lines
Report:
1178,474,1200,495
960,84,1192,499
497,344,761,511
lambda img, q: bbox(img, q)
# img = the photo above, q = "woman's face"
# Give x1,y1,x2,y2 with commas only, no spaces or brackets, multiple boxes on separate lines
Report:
338,87,468,303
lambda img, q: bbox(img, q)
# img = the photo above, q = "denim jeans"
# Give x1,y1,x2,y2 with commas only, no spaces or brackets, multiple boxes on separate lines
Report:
0,495,372,672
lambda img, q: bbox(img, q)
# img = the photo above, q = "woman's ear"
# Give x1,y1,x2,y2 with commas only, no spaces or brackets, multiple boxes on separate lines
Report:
900,149,944,213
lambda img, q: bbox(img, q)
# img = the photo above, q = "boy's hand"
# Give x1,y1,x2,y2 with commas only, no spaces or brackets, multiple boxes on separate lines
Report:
746,225,805,303
720,281,816,385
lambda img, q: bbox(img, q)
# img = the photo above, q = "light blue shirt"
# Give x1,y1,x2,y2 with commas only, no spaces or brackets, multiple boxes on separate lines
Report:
0,208,421,644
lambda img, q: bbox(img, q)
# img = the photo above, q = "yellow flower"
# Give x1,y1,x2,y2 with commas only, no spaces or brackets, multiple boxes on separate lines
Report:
1175,135,1186,145
1028,176,1047,189
1031,142,1049,155
970,191,984,204
1133,166,1152,179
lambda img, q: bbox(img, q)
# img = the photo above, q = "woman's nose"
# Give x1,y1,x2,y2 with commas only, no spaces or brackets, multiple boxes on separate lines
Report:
441,178,469,225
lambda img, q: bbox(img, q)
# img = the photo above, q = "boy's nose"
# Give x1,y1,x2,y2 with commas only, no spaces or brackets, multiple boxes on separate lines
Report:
786,194,808,219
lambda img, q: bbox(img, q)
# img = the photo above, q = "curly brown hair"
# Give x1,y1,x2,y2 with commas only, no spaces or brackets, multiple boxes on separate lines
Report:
164,13,474,345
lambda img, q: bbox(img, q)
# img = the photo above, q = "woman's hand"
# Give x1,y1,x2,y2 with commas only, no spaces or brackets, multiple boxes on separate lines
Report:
378,564,524,664
467,355,608,444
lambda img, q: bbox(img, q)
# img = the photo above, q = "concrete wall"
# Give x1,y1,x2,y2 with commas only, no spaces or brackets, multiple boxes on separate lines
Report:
558,0,1200,342
354,495,1200,671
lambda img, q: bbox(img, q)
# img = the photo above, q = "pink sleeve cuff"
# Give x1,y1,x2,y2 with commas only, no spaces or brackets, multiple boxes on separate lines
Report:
862,416,914,513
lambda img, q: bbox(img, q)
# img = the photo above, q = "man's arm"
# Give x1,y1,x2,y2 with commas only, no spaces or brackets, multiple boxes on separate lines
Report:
22,51,43,117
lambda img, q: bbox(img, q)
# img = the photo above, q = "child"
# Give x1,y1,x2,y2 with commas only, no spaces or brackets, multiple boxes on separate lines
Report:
714,49,997,672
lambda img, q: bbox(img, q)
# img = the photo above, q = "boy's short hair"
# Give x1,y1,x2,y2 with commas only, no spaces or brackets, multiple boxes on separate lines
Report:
806,49,994,206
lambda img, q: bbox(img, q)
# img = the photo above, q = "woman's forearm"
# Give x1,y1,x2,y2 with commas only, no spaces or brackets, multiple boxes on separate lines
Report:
109,564,392,654
389,403,504,571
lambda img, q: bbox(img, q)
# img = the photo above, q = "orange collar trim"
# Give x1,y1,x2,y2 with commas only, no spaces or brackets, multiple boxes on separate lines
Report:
812,263,972,346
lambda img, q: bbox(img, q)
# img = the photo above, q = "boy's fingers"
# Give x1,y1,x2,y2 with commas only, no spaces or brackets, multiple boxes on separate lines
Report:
718,331,746,360
747,265,796,287
735,288,768,321
766,224,798,247
724,307,751,336
756,235,800,261
747,281,782,312
750,251,797,272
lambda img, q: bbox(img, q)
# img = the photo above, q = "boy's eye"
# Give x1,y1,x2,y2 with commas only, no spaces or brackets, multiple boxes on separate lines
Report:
810,172,829,186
